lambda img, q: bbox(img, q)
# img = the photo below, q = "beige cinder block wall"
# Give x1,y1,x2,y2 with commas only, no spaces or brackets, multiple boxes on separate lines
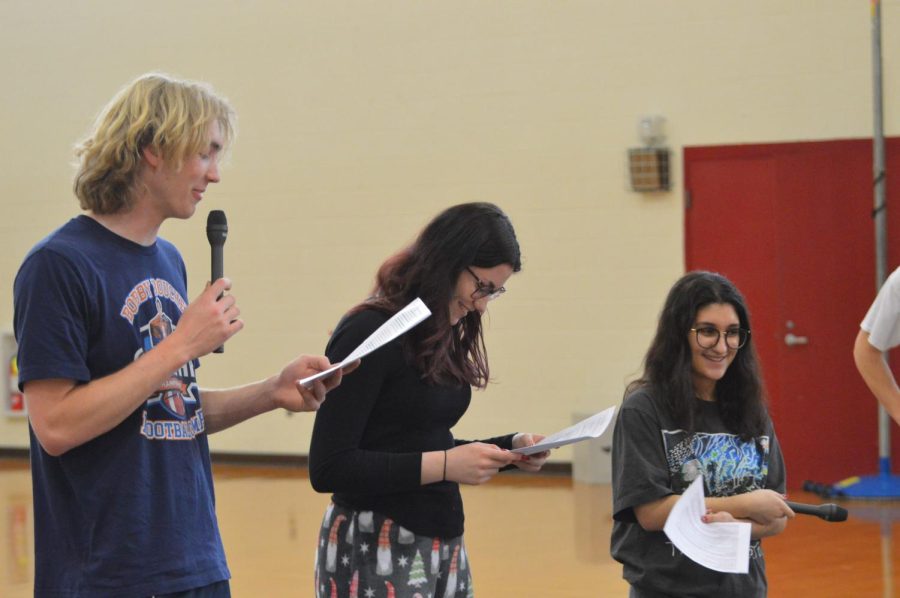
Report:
0,1,894,461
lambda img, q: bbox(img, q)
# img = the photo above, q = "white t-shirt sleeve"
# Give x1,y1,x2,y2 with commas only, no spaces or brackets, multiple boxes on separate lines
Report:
861,267,900,351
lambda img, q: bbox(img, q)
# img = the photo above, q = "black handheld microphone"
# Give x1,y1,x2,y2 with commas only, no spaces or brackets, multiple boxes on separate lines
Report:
785,500,848,522
206,210,228,354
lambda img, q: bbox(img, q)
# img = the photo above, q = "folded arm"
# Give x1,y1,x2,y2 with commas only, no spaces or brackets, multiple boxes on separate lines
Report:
633,489,794,540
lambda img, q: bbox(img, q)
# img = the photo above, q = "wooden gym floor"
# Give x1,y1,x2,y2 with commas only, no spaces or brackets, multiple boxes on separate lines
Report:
1,458,898,597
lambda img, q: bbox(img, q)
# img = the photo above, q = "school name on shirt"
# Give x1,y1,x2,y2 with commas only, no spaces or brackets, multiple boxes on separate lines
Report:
666,540,763,560
120,278,188,324
141,409,206,440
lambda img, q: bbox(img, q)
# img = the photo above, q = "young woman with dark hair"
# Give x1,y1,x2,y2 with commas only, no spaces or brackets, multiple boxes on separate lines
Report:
611,271,794,597
309,202,548,597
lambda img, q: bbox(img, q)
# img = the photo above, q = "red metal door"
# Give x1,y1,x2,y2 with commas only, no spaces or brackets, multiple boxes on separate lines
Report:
685,140,886,488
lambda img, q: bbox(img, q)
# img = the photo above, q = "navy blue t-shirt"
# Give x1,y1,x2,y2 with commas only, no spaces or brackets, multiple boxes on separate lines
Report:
14,215,229,596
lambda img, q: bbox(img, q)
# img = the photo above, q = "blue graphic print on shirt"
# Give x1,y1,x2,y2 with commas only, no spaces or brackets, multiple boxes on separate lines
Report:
663,430,770,497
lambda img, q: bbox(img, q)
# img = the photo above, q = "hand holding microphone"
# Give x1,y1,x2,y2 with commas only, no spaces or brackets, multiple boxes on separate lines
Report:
206,210,228,353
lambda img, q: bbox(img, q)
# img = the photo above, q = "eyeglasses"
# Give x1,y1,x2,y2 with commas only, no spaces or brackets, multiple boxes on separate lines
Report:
690,326,750,350
466,267,506,301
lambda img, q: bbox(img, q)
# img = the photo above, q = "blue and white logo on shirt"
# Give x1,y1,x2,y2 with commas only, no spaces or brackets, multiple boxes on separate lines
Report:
120,278,204,440
663,430,770,496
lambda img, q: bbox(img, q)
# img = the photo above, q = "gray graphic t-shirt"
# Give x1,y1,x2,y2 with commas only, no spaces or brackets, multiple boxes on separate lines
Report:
611,388,785,598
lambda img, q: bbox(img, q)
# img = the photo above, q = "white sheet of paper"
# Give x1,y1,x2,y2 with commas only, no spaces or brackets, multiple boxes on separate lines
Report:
297,298,432,388
662,475,751,574
510,406,617,456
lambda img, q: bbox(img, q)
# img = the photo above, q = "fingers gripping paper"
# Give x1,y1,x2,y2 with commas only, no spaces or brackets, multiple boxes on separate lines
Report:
510,406,617,456
298,298,432,388
662,475,751,574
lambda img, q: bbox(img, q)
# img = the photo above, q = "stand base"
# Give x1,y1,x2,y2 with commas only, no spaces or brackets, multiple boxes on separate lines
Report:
803,457,900,500
832,474,900,499
805,457,900,500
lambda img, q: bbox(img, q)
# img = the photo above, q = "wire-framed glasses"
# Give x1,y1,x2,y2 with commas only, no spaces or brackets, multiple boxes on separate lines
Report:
466,267,506,301
690,326,750,350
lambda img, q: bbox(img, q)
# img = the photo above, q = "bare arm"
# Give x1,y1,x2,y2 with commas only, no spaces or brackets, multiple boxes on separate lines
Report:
853,329,900,425
633,489,794,532
25,280,241,456
747,516,788,539
703,510,788,540
201,355,351,434
633,494,680,531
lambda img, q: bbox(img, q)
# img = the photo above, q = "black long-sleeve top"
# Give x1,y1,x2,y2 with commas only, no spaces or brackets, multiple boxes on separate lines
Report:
309,308,514,538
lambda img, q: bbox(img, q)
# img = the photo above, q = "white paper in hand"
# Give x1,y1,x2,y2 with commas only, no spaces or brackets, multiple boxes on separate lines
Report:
662,475,751,574
510,406,616,456
298,298,432,388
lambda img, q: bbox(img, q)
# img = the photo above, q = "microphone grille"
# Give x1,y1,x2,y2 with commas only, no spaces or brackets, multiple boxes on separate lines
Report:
829,505,849,522
207,210,227,227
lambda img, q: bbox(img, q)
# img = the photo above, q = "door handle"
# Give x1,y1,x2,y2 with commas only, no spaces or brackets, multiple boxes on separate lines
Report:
784,332,809,346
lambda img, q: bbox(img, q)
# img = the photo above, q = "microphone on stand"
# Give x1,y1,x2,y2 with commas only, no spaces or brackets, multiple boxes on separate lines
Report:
206,210,228,354
785,500,848,522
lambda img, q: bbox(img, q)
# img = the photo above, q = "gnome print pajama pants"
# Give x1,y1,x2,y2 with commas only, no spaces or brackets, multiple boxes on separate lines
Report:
315,503,473,598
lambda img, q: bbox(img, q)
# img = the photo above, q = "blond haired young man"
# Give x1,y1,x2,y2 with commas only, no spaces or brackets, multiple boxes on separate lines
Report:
14,73,345,597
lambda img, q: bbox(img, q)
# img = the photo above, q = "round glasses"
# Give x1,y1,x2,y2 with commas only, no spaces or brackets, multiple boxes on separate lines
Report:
466,267,506,301
690,326,750,350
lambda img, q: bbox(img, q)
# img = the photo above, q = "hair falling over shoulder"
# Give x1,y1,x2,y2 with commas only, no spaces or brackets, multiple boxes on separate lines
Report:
627,270,769,439
354,202,521,388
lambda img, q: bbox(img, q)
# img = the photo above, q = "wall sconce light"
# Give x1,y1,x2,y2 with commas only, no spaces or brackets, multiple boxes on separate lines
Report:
629,116,670,192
